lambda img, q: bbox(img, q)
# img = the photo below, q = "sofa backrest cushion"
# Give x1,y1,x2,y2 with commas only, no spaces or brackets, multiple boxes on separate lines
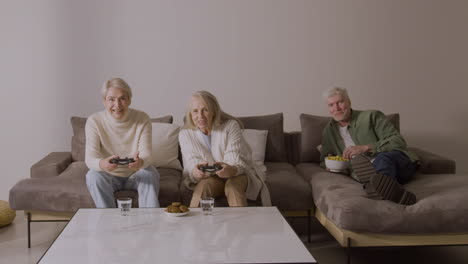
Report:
238,113,287,162
299,113,400,163
242,129,268,171
152,123,182,170
70,115,173,162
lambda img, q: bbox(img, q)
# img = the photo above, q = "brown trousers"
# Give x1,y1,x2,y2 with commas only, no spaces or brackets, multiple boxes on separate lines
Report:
190,174,248,207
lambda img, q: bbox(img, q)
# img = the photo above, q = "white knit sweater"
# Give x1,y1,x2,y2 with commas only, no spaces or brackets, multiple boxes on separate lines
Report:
85,108,153,177
179,120,271,206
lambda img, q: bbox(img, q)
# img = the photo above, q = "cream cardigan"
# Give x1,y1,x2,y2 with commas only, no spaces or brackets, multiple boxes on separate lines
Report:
179,120,271,206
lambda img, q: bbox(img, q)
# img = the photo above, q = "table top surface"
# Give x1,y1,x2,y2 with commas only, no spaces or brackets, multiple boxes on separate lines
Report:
39,207,316,264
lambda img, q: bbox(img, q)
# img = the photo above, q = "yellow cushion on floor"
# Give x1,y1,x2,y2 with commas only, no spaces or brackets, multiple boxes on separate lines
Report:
0,200,16,227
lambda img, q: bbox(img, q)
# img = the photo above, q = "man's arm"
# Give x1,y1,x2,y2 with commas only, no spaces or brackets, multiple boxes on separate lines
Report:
369,111,408,154
342,144,373,159
320,124,341,168
342,111,408,159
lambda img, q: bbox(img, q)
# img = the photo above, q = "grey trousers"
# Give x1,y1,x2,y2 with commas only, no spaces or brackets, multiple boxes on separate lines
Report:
86,165,160,208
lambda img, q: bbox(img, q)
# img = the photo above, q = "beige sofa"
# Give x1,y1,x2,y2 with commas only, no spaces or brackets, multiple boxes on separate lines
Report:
9,113,314,247
9,112,468,251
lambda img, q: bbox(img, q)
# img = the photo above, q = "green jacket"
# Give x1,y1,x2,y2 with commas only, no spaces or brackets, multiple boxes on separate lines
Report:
320,110,419,171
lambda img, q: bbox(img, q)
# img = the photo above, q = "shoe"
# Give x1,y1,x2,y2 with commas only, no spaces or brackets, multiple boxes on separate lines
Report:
351,154,417,206
366,174,417,205
350,154,376,184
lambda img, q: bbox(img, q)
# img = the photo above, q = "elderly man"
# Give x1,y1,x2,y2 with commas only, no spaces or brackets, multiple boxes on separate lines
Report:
320,87,419,205
85,77,160,208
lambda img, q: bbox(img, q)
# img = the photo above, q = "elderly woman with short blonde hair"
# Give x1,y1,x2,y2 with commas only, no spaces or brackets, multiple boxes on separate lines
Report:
179,91,271,207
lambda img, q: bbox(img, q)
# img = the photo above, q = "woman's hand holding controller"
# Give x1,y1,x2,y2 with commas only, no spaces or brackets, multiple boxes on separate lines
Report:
215,162,236,179
193,162,209,180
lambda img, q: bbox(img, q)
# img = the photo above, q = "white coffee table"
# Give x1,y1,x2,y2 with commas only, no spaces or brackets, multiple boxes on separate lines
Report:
39,207,316,264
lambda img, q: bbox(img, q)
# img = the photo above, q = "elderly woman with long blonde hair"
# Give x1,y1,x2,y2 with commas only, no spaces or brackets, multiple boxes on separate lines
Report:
179,91,271,207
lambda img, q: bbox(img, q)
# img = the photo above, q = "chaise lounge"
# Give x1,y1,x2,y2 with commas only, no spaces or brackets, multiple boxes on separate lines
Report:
297,113,468,249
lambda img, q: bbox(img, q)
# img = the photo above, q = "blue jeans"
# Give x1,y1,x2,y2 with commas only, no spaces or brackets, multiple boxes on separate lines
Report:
86,165,160,208
373,151,418,184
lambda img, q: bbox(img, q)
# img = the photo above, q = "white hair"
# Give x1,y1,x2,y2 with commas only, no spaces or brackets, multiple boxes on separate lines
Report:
183,90,242,129
322,86,350,101
101,78,133,100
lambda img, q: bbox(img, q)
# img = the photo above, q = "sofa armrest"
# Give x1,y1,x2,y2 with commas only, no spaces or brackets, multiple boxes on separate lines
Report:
408,147,456,174
31,152,73,178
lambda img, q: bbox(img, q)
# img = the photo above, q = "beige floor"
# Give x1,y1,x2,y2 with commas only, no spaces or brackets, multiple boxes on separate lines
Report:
1,211,467,264
0,211,67,264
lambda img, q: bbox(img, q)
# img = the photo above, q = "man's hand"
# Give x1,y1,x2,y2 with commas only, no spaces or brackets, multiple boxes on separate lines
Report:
99,155,119,172
128,152,144,171
215,162,237,179
342,145,372,160
192,163,209,180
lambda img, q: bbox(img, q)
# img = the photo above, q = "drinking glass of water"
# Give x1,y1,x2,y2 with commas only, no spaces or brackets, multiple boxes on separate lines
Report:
117,198,132,216
200,197,214,215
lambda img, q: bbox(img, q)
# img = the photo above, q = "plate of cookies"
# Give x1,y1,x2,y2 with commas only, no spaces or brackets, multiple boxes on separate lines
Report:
165,202,190,217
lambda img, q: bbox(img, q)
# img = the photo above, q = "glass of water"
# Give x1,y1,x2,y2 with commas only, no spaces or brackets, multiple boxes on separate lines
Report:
200,197,214,215
117,198,132,216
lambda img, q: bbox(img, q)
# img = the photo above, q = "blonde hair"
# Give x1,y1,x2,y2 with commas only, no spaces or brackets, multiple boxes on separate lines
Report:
183,91,243,129
101,78,133,100
322,86,350,101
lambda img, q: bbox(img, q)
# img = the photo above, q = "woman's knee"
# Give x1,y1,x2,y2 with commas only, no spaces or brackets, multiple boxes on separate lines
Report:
195,177,224,195
225,175,247,194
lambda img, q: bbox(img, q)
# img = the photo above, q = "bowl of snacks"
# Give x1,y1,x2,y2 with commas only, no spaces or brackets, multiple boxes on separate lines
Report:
325,156,349,172
165,202,190,217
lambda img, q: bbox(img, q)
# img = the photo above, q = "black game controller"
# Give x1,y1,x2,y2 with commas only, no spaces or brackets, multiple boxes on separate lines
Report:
199,164,223,174
110,157,135,165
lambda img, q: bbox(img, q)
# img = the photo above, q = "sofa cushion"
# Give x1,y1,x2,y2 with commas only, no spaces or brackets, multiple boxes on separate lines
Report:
299,113,400,163
157,168,183,207
9,162,181,212
152,123,182,170
238,113,287,162
264,162,313,211
71,115,173,162
409,147,456,174
9,162,94,212
70,117,87,162
299,114,330,163
296,162,468,233
242,129,268,171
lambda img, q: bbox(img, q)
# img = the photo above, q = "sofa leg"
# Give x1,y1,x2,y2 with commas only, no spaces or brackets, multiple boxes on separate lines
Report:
347,237,352,264
27,212,31,248
308,209,311,243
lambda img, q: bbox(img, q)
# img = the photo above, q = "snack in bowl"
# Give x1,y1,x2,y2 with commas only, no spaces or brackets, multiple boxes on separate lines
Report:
325,155,349,172
165,202,190,216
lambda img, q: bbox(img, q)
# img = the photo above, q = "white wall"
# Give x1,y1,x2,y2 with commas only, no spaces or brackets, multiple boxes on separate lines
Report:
1,0,467,201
